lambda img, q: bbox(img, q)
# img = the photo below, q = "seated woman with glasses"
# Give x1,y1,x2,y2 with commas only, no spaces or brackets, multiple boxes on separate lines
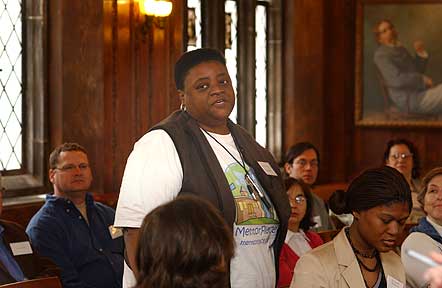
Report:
284,142,335,232
291,166,411,288
278,178,323,288
383,138,424,222
401,167,442,288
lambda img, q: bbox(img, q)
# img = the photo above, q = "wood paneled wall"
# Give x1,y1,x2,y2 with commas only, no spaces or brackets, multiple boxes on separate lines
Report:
283,0,442,184
43,0,442,195
48,0,183,194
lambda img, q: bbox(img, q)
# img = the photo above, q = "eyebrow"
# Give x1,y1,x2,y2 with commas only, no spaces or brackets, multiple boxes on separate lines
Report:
379,213,409,222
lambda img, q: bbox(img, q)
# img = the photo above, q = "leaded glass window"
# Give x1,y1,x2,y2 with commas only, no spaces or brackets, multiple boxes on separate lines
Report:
225,0,237,123
186,0,202,51
0,0,23,171
255,3,267,147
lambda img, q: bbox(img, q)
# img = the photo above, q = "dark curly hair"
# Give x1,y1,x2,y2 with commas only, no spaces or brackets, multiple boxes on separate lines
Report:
174,48,226,91
382,138,421,179
285,177,316,230
135,195,234,288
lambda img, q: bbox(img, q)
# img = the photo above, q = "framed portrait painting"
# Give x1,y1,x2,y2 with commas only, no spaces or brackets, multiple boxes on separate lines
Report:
355,0,442,127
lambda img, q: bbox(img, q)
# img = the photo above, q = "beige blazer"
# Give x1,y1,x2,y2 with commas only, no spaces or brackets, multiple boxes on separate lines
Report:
290,229,406,288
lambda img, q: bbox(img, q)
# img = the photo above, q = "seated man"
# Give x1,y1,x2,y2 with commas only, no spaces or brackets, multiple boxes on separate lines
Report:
373,19,442,114
0,175,58,285
26,143,124,288
284,142,335,232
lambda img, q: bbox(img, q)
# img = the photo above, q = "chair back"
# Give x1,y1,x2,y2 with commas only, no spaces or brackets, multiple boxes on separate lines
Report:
0,277,62,288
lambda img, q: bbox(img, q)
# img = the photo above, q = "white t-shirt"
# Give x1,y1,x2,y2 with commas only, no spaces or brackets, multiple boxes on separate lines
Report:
114,129,279,288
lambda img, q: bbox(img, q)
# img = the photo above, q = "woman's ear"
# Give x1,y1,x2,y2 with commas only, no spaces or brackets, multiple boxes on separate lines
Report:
178,90,186,111
178,90,185,101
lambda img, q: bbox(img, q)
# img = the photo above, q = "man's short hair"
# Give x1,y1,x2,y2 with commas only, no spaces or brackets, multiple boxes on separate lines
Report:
174,48,226,91
49,142,88,169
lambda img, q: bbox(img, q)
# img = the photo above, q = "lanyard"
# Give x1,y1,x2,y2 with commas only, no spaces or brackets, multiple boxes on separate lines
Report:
201,128,271,209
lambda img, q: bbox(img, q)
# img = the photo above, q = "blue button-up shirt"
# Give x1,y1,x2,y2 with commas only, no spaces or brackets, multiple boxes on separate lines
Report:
0,225,25,282
26,193,124,288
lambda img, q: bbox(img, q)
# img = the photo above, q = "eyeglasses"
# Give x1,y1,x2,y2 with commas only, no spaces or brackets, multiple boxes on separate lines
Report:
294,195,306,204
390,153,413,160
293,159,319,168
54,163,90,172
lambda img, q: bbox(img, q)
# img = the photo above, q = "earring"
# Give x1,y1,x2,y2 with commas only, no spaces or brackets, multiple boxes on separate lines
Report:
180,102,186,111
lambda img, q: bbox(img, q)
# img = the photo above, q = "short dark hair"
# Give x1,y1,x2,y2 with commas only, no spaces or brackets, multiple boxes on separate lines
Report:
284,142,320,165
285,177,316,230
135,195,234,288
329,166,412,215
417,167,442,209
382,138,420,178
49,142,88,169
174,48,226,91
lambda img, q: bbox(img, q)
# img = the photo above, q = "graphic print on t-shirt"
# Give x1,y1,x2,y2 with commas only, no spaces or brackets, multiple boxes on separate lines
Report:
225,163,278,225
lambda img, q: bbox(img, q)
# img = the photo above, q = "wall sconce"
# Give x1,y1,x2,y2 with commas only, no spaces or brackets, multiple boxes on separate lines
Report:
139,0,173,31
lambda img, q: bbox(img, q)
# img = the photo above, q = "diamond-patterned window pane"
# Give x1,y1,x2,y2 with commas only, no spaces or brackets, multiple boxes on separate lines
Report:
255,4,267,147
0,0,23,171
225,0,237,123
186,0,202,51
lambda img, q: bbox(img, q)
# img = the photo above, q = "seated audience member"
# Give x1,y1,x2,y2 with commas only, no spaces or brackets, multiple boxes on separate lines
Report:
134,195,234,288
26,143,124,288
284,142,335,231
0,176,58,285
278,178,323,288
384,138,424,222
401,167,442,288
291,166,411,288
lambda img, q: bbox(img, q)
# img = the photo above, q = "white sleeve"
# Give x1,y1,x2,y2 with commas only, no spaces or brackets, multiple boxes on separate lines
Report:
114,129,183,228
401,232,441,288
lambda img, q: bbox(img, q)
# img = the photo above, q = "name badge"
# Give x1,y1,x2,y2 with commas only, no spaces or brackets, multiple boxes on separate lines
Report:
257,161,277,176
10,241,33,256
386,275,404,288
109,225,123,239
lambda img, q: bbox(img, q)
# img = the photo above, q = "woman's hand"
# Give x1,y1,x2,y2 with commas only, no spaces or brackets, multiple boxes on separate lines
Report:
424,252,442,288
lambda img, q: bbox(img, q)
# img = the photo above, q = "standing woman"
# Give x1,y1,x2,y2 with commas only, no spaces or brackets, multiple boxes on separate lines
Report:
401,167,442,288
383,138,424,222
114,48,290,288
278,178,323,287
291,166,411,288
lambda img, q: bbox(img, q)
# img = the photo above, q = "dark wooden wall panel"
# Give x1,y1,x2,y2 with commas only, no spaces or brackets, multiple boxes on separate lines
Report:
283,0,325,178
49,0,183,194
49,0,105,192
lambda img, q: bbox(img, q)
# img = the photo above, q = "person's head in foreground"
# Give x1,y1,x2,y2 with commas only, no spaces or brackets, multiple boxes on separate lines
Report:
330,166,412,254
283,142,320,186
285,177,315,232
418,167,442,225
175,48,235,134
135,195,234,288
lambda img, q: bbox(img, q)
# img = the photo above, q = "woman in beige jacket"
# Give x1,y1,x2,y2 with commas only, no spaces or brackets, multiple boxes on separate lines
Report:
291,166,412,288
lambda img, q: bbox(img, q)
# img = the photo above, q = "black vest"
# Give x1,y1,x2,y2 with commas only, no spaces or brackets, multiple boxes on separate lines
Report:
151,111,290,281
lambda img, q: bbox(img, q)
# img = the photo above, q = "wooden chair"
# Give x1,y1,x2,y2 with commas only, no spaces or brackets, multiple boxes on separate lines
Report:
0,277,62,288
